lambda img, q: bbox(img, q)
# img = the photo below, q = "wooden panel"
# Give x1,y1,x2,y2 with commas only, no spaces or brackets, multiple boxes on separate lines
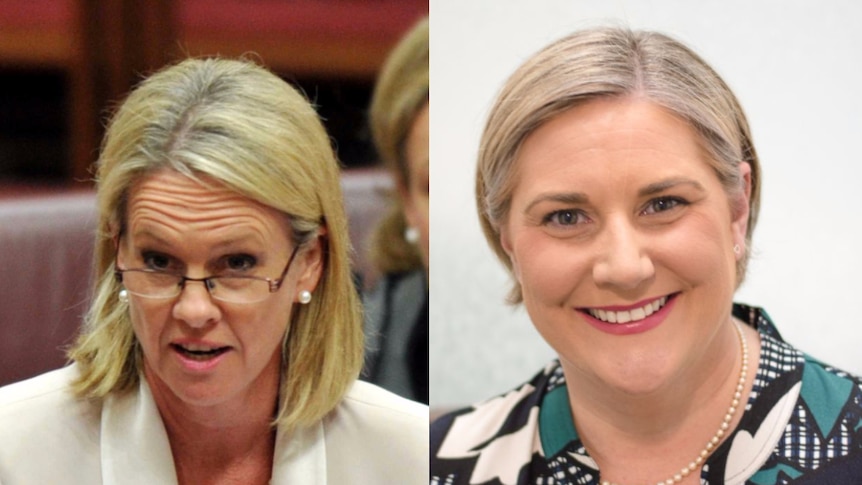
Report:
0,0,74,66
178,0,428,78
0,0,427,183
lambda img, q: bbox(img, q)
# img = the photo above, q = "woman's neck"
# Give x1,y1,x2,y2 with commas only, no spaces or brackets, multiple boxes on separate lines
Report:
167,418,275,485
144,363,280,485
562,320,761,484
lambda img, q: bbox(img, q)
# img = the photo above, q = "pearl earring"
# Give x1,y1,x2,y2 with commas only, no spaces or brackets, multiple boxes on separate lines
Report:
119,289,129,304
298,290,312,305
404,226,419,244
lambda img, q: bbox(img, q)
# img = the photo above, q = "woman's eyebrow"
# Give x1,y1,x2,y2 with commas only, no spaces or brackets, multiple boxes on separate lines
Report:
129,228,172,247
210,234,266,251
524,192,589,213
638,178,705,197
522,178,707,213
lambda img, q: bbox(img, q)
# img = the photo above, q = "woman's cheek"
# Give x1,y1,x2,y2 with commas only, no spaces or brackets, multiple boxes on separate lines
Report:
518,237,588,307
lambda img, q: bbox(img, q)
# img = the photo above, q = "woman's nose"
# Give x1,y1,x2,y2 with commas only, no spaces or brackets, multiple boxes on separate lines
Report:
592,219,655,291
171,279,221,328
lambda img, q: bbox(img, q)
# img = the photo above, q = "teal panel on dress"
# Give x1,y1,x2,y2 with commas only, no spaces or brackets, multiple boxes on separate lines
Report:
749,463,803,484
539,386,578,457
801,358,854,437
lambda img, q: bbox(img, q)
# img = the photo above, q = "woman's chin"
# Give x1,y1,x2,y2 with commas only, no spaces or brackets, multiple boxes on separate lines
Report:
604,374,669,397
570,358,678,398
144,365,232,409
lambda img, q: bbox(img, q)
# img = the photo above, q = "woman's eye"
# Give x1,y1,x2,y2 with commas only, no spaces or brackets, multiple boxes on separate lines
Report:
543,209,586,226
142,252,173,271
224,254,257,272
643,196,687,215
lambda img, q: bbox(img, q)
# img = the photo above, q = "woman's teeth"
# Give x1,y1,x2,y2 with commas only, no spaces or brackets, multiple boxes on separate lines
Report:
172,344,228,361
587,296,668,324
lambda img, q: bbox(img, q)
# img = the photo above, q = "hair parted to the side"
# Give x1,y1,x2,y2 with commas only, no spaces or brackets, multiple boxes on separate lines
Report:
368,17,428,274
476,26,761,303
68,57,364,431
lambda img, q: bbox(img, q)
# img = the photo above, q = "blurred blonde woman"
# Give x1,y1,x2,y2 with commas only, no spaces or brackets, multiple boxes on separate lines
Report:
0,58,427,484
364,18,429,404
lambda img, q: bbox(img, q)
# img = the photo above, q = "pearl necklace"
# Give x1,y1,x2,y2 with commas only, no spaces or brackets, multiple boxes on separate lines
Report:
600,321,749,485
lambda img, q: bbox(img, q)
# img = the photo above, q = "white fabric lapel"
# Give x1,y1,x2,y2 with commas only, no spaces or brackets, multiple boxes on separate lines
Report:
101,378,178,484
270,421,327,484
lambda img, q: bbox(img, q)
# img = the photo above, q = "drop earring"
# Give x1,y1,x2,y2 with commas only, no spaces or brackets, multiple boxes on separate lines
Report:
298,290,312,305
119,289,129,304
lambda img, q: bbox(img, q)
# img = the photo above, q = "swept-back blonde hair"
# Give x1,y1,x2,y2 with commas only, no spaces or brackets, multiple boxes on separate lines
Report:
368,17,428,273
476,26,761,303
69,58,363,431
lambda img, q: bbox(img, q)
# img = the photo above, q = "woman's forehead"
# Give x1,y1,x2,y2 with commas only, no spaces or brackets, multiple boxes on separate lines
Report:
124,169,289,241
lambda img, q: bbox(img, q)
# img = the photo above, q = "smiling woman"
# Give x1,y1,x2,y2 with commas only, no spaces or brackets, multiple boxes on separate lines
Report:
0,58,428,484
430,27,862,484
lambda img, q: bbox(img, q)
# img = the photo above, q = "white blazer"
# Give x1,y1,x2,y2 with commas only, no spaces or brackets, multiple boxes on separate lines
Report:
0,365,429,484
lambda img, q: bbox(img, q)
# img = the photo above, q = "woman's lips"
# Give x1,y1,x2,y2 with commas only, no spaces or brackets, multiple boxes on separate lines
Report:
170,342,232,371
584,295,669,324
577,293,678,335
171,343,230,360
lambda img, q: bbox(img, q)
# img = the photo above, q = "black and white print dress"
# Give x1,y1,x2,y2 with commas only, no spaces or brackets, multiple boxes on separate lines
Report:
430,304,862,484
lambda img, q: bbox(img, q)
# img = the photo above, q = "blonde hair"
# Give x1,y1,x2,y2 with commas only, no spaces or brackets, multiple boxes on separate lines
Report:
476,26,761,303
68,58,364,431
368,17,428,273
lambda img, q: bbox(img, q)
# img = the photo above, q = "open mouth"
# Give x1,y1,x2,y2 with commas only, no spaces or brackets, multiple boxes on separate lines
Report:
582,294,676,324
171,343,230,361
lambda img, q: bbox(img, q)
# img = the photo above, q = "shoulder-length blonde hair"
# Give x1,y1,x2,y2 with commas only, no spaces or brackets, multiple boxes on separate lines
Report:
68,57,364,431
368,17,428,274
476,26,761,303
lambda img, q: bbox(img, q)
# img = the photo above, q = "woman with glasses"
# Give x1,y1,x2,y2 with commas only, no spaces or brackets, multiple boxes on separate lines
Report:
0,58,427,484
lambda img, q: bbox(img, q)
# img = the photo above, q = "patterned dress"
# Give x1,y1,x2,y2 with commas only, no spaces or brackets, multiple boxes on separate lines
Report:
430,304,862,484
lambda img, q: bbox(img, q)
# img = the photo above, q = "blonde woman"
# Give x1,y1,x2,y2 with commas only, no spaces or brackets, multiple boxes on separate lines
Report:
0,58,427,484
364,18,429,403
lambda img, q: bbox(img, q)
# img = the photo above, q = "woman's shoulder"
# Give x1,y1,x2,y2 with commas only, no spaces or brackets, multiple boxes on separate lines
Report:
0,365,103,483
430,361,562,484
336,378,428,427
323,380,428,483
796,353,862,428
733,305,862,481
431,361,560,436
0,364,92,414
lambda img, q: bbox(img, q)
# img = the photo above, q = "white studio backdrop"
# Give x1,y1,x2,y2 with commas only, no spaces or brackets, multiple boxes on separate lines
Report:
429,0,862,407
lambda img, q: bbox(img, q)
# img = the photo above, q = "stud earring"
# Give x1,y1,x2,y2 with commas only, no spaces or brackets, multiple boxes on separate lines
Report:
404,226,419,244
119,289,129,304
733,244,741,255
298,290,312,305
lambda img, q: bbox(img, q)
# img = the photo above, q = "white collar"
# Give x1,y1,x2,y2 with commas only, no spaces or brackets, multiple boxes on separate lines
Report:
101,377,178,484
100,377,327,484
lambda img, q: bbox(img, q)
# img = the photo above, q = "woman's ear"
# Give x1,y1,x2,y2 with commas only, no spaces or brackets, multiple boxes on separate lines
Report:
397,179,420,230
499,224,521,280
731,162,752,257
111,225,124,266
296,227,327,295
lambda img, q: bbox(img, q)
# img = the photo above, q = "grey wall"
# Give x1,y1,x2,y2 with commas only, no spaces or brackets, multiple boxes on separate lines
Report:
429,0,862,407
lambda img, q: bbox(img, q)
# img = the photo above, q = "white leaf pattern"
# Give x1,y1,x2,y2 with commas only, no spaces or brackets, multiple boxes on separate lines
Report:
724,382,802,485
437,383,542,484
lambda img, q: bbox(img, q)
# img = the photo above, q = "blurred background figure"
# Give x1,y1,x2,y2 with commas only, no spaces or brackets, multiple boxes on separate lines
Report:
363,17,429,404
